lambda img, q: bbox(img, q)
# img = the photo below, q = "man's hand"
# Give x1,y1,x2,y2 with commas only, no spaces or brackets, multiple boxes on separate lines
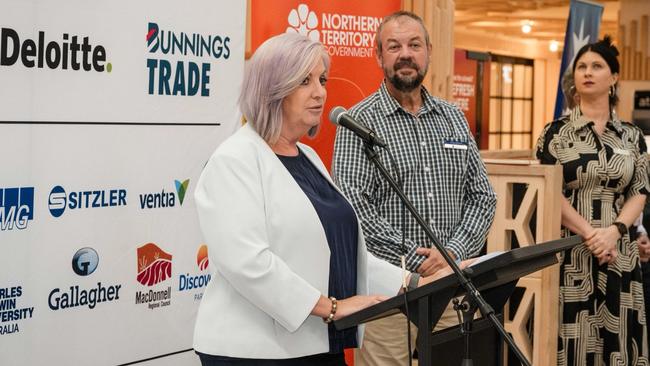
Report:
417,258,476,287
415,247,456,276
638,233,650,263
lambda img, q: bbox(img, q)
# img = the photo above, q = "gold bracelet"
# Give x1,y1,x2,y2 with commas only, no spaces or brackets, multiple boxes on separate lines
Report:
323,297,337,323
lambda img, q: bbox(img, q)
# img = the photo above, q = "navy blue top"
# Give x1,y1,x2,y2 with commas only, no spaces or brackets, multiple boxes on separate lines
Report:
277,149,359,353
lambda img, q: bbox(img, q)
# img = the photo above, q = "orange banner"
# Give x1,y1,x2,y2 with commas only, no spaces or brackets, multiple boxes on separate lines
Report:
251,0,401,168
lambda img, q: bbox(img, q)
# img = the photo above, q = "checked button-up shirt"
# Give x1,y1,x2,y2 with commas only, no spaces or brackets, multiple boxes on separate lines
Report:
332,82,496,272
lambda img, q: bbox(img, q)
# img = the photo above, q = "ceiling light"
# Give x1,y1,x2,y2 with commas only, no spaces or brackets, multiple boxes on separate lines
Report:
549,40,559,52
521,21,532,34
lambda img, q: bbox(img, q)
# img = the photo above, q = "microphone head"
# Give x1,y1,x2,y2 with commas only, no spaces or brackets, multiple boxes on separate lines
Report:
329,106,347,125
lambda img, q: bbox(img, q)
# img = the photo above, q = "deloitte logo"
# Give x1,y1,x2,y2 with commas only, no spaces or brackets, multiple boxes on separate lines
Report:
1,27,112,72
0,187,34,231
139,179,189,209
286,4,320,41
48,185,127,217
72,247,99,276
48,248,122,311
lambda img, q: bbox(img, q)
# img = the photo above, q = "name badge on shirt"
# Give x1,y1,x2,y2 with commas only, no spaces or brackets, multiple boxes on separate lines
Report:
613,148,631,156
443,140,468,150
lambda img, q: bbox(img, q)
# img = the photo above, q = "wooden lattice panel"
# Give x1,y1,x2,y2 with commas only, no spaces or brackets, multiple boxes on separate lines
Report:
486,162,563,366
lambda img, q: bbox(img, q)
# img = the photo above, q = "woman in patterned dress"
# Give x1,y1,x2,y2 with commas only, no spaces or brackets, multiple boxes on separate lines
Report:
537,36,650,365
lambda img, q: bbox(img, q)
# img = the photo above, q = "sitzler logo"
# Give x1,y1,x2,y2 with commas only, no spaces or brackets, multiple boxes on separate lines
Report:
0,27,111,72
0,187,34,231
48,185,127,218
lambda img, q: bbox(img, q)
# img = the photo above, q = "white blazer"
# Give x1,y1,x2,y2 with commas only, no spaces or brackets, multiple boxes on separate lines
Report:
193,123,403,359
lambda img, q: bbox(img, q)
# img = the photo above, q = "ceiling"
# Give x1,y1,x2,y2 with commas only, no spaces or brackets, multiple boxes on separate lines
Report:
454,0,620,46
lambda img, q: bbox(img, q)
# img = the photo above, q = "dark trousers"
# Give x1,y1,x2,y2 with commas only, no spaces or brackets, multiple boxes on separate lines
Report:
197,351,347,366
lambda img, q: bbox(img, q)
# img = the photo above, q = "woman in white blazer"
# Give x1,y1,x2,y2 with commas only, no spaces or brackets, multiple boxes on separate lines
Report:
193,33,455,366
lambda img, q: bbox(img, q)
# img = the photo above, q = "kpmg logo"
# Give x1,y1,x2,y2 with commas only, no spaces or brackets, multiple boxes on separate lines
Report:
139,179,189,209
48,248,122,311
48,185,127,217
0,187,34,231
72,247,99,276
145,22,230,97
1,27,111,72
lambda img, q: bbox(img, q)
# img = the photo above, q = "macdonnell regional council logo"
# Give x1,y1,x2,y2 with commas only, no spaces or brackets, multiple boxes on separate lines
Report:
135,243,172,310
285,4,381,58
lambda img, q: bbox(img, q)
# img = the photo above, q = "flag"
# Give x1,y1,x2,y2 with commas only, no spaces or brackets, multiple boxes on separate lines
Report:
553,0,604,119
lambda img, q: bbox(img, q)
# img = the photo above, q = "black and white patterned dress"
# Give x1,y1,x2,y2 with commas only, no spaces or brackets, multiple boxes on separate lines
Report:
537,107,650,365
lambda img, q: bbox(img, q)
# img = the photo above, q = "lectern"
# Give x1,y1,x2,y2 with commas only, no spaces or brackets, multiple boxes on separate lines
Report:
334,235,581,366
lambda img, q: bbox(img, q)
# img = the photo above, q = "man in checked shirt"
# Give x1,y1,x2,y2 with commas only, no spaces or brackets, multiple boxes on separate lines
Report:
332,11,497,365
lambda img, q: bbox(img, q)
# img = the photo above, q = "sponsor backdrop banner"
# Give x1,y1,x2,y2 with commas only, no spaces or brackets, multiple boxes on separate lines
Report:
251,0,401,168
0,1,245,365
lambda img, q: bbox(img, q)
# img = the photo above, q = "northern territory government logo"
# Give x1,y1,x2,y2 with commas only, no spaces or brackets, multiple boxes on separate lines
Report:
145,21,231,96
135,243,173,310
48,247,122,311
285,4,381,58
0,286,34,336
178,245,211,301
138,179,189,209
0,187,34,231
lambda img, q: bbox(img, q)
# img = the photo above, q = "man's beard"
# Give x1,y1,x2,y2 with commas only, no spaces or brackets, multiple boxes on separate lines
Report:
385,59,426,92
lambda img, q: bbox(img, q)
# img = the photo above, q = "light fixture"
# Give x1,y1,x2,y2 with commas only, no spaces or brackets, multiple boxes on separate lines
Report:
549,40,559,52
521,21,532,34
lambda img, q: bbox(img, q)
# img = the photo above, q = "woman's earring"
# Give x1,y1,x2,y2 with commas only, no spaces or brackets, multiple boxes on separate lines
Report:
609,85,615,96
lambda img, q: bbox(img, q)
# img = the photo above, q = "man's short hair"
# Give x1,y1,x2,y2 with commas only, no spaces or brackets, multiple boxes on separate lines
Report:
375,11,431,53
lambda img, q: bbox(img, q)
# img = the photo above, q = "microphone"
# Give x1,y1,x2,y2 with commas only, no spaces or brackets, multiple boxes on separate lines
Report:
329,106,387,148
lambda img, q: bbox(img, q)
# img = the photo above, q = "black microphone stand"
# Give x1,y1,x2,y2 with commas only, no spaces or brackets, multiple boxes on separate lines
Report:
363,142,531,366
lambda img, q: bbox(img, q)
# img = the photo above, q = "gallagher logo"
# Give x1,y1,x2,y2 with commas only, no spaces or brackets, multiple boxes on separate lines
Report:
48,248,122,311
72,247,99,276
145,22,230,97
139,179,189,209
1,27,112,72
48,185,127,217
285,4,381,58
0,187,34,231
135,243,172,310
0,286,34,336
179,245,211,301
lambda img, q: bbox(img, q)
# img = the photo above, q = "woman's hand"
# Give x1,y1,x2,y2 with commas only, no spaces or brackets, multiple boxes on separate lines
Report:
637,233,650,263
311,294,388,322
584,226,619,265
334,295,389,321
